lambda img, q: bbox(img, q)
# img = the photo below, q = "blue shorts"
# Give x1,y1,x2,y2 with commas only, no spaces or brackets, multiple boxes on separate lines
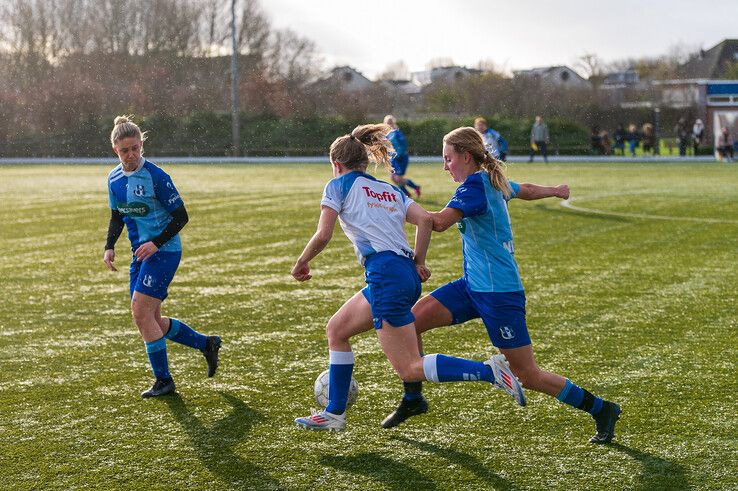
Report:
129,250,181,300
361,251,421,329
429,277,531,349
391,154,409,176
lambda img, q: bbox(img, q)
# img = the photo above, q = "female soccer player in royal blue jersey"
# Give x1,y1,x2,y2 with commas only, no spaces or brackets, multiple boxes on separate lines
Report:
103,116,221,398
382,127,621,444
291,124,526,432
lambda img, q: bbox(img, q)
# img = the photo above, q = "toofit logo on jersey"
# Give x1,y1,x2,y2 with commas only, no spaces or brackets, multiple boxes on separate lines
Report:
362,187,397,203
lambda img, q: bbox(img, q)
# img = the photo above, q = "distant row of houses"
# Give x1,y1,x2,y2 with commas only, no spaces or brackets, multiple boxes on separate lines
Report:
312,39,738,142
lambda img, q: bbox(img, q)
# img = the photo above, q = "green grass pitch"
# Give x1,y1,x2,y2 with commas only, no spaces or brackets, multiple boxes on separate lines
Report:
0,162,736,490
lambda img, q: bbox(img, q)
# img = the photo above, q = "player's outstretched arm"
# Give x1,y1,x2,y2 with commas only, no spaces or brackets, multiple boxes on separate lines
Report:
430,207,464,232
291,206,338,282
405,203,432,282
516,183,570,201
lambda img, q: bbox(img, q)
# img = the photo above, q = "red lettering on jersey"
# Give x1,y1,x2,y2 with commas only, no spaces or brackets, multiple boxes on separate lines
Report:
362,186,398,203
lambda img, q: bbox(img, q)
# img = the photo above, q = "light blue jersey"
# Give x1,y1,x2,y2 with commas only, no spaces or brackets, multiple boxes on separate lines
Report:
107,159,184,252
446,172,522,292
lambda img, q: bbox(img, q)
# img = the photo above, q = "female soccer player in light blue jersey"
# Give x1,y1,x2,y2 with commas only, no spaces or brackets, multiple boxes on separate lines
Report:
382,127,621,444
103,116,221,398
291,124,526,432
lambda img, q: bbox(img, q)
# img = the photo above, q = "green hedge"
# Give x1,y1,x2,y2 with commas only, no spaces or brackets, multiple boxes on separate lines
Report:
0,112,599,158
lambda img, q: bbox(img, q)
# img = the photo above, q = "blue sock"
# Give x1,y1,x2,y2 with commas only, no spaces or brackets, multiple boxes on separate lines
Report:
557,379,604,415
399,185,410,196
165,318,207,351
145,337,171,380
405,179,419,190
422,354,494,383
325,350,354,415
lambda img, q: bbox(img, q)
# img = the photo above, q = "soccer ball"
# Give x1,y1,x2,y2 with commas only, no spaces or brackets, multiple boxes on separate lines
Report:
314,369,359,409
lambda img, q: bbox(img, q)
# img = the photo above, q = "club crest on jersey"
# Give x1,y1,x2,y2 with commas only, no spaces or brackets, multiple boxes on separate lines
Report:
133,184,145,197
500,326,515,340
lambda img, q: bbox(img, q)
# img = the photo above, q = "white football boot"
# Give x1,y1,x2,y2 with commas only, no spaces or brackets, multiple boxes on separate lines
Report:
295,410,346,432
485,353,527,406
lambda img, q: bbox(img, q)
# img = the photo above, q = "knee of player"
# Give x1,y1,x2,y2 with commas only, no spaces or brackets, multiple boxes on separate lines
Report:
130,302,154,325
325,319,348,345
395,359,425,382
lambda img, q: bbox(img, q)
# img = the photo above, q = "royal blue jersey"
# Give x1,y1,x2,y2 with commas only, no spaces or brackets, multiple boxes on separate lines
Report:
107,159,184,252
387,129,408,161
446,172,522,292
482,128,508,157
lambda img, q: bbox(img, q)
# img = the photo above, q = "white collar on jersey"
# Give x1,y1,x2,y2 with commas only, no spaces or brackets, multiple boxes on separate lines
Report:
121,157,145,176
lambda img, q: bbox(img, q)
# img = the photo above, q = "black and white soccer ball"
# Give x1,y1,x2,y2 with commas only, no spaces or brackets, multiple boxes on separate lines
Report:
314,369,359,409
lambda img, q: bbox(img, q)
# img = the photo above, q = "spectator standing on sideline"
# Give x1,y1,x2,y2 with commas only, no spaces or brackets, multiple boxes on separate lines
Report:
474,117,508,161
692,119,705,155
717,127,734,162
590,126,603,154
641,123,656,155
626,124,640,157
613,124,626,156
675,118,690,157
529,115,549,163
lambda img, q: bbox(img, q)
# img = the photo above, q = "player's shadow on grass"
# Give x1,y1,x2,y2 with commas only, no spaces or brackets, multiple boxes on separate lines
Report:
392,436,520,490
165,392,284,490
321,452,438,490
609,443,691,490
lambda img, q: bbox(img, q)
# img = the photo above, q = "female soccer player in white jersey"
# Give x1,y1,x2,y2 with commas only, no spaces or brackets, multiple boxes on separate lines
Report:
382,127,621,444
103,116,221,398
292,124,526,432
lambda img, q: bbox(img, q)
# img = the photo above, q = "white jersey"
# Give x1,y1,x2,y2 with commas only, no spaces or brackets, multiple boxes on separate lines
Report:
321,171,415,265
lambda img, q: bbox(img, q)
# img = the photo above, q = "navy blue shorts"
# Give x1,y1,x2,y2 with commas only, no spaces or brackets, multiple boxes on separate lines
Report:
429,277,531,349
391,154,409,176
129,250,181,300
361,251,421,329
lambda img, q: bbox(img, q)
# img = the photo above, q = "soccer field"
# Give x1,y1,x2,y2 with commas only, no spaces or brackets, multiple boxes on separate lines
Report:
0,162,736,490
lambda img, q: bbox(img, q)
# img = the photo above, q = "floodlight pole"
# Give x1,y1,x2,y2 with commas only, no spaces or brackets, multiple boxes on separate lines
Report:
230,0,240,156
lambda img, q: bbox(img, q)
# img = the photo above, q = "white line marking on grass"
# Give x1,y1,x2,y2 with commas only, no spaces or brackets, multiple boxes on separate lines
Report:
561,196,738,224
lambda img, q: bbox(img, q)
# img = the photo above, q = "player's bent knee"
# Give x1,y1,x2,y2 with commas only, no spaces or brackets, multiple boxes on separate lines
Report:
393,359,425,382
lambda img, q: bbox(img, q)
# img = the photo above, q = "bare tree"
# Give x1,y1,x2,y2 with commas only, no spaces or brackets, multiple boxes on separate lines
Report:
576,52,605,79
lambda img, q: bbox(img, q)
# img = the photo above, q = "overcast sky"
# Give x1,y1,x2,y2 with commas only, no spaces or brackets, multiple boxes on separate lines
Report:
262,0,737,78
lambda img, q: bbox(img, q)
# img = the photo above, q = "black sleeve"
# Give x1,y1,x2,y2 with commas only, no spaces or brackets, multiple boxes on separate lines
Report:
105,209,125,251
151,205,189,249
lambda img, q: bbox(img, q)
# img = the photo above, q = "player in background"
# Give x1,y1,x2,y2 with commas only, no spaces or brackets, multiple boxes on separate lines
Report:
384,115,422,198
474,117,508,161
382,127,621,444
291,124,526,432
103,116,221,398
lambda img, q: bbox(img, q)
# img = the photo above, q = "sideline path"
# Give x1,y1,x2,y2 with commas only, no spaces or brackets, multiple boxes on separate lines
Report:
0,155,723,165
